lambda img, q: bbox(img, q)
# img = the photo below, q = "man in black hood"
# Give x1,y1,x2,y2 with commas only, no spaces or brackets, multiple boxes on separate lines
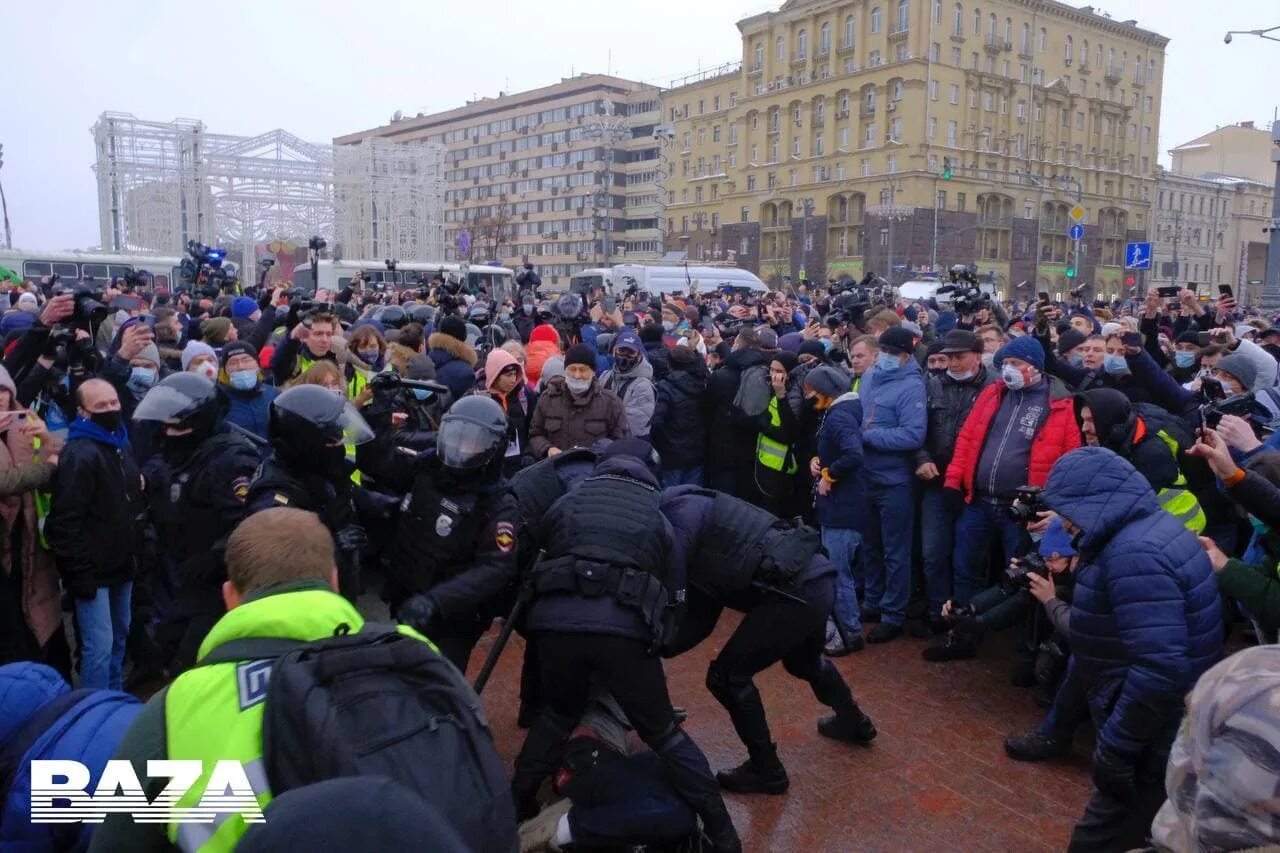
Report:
704,327,771,500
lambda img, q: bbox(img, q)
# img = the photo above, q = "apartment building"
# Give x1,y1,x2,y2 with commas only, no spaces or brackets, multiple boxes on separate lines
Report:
663,0,1168,299
336,75,663,285
1171,121,1277,187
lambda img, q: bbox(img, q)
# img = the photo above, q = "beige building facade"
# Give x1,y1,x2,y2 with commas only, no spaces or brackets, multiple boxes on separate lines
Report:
336,75,663,287
1171,121,1276,188
664,0,1168,299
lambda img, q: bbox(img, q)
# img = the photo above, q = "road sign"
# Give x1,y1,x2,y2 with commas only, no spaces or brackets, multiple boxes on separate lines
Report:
1068,224,1084,241
1125,242,1152,270
1068,205,1086,222
457,230,471,255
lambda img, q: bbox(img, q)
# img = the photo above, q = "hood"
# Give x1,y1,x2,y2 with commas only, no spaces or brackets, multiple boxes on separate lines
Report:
0,661,69,743
0,363,17,403
831,390,861,408
484,347,525,391
1042,447,1159,553
427,332,478,368
1075,388,1133,452
867,354,923,385
591,453,661,489
667,367,707,396
610,356,653,381
529,324,560,346
726,347,770,371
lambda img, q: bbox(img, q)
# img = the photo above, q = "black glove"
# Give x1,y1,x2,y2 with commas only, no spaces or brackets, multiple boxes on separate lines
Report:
334,524,367,552
1092,743,1136,801
398,594,436,635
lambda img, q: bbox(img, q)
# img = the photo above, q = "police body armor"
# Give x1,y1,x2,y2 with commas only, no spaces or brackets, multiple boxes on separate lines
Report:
391,474,485,594
531,470,676,646
692,490,821,599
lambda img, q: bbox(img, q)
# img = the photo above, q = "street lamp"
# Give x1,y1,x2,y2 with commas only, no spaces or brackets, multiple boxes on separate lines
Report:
0,144,11,250
1223,26,1280,43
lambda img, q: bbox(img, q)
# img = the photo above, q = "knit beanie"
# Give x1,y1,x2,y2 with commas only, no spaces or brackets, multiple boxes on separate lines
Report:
564,343,597,372
1216,353,1258,391
804,365,854,399
135,343,161,368
439,315,467,342
231,296,258,319
1057,329,1087,356
221,340,259,366
200,316,232,344
1176,330,1203,346
182,340,217,370
994,335,1045,371
798,340,827,360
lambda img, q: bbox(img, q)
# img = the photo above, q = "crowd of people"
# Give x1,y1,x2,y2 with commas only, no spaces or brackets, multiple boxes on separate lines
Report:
1,261,1279,851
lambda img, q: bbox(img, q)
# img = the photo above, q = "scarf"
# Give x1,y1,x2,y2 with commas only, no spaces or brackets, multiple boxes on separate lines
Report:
67,415,130,449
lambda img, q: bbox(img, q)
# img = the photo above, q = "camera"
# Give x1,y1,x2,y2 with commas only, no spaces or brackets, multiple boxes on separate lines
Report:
53,282,109,328
1007,485,1047,524
121,269,148,291
1003,552,1050,591
1201,391,1272,433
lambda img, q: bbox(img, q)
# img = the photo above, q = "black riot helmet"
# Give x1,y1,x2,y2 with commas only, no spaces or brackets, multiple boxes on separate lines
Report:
268,385,373,475
132,372,225,439
436,395,507,478
406,304,436,326
375,305,408,329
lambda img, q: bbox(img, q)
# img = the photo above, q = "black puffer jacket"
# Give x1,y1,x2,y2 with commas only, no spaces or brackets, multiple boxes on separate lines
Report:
651,356,708,469
915,365,996,476
704,347,771,470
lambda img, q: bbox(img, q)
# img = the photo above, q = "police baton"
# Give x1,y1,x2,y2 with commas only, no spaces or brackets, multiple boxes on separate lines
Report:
473,548,544,695
751,581,808,606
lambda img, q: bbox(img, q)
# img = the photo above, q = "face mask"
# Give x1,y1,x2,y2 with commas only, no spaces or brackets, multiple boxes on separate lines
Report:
1067,352,1085,367
614,353,640,372
1001,364,1027,390
820,338,832,353
195,363,217,381
411,388,434,401
662,320,676,332
947,367,975,381
981,352,995,368
89,410,122,432
127,367,156,392
499,312,511,323
358,348,381,365
1103,354,1128,375
565,377,592,395
875,352,901,372
229,369,258,391
1174,350,1197,368
928,367,946,377
522,305,533,315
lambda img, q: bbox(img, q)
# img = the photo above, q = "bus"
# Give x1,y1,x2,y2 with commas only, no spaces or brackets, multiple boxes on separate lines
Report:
569,264,768,297
292,259,517,302
0,249,185,290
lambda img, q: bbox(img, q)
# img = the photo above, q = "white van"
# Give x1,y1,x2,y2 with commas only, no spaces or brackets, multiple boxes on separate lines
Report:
568,264,768,297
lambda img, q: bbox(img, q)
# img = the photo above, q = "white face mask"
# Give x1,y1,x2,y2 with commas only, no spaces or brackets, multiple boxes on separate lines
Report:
1002,364,1026,390
565,377,592,395
981,352,996,368
194,362,217,381
947,368,975,381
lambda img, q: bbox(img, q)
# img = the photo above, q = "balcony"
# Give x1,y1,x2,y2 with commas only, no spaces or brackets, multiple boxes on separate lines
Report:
791,52,808,68
1018,45,1032,59
861,103,877,118
1104,63,1122,84
1078,61,1092,75
748,63,763,76
1133,71,1146,87
888,24,909,42
984,35,1010,54
950,31,966,43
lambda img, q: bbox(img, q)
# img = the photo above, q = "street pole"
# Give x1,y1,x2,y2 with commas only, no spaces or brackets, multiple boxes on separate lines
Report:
1264,121,1280,310
0,143,11,250
1172,208,1181,288
931,177,939,271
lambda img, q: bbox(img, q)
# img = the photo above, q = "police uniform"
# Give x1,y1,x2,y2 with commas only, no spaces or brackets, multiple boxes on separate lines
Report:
511,445,742,853
662,487,877,794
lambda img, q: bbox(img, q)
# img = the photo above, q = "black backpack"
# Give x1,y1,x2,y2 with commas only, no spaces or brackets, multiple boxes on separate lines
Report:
733,363,773,418
200,624,517,852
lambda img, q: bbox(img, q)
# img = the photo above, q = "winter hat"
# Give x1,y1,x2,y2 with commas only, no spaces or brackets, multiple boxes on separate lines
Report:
804,365,854,399
1235,323,1258,340
926,340,947,357
1216,353,1258,391
877,327,916,356
182,340,217,370
770,351,799,375
1037,516,1076,559
612,329,643,354
933,311,959,337
539,355,565,386
778,332,803,354
712,341,732,361
798,339,827,360
903,305,918,322
439,315,467,342
939,329,982,354
0,311,35,336
231,296,258,319
564,343,597,372
756,327,779,350
669,343,699,366
994,336,1045,371
1175,330,1203,346
200,316,233,344
529,324,560,346
1100,321,1124,338
406,354,436,380
639,323,665,344
221,339,259,367
484,347,525,391
1057,329,1087,356
900,320,923,339
15,292,39,314
134,343,161,368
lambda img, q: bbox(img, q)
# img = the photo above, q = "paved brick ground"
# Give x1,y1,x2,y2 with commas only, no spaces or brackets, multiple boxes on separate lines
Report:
471,614,1095,852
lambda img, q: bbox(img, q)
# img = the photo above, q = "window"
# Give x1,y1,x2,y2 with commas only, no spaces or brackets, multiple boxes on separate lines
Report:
988,12,997,39
973,7,980,35
1020,22,1029,53
956,192,966,211
797,29,807,58
870,50,882,66
845,15,855,47
946,120,958,145
789,169,798,186
1076,111,1084,130
983,92,993,111
1142,126,1151,143
951,46,962,65
929,42,939,61
754,42,764,69
713,96,721,111
863,123,877,147
747,175,757,191
891,80,904,100
860,158,871,176
866,88,877,110
836,161,846,179
897,0,909,31
927,116,937,138
937,189,947,208
792,137,801,156
871,7,881,33
750,143,758,161
971,51,979,69
820,22,830,53
929,80,939,100
1064,35,1072,62
887,154,897,173
933,0,942,23
776,36,785,60
728,151,736,167
840,93,850,113
793,104,802,124
741,207,750,223
698,99,705,115
729,123,738,144
1081,38,1089,66
890,117,902,139
949,83,960,103
1038,27,1046,52
713,125,722,142
840,127,849,147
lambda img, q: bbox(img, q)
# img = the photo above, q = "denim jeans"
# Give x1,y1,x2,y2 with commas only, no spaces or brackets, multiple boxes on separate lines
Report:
919,485,959,619
660,466,704,488
952,499,1031,608
860,482,916,625
821,527,862,636
75,581,132,690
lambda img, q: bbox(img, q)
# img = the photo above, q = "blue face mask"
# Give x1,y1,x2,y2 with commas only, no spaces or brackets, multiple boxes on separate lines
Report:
229,369,258,391
1174,350,1197,368
875,352,901,372
1068,352,1085,367
127,367,156,392
820,338,832,353
411,388,434,401
1103,354,1129,375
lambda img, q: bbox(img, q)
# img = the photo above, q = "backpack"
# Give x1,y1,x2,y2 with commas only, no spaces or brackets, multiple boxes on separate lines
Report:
200,624,516,852
733,364,773,418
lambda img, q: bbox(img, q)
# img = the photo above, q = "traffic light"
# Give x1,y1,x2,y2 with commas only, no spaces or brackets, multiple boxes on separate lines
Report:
941,157,953,180
1125,276,1135,288
1066,266,1076,279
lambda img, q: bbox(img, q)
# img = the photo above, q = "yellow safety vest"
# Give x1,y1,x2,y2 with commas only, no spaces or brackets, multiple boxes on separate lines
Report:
1148,427,1205,533
756,396,797,474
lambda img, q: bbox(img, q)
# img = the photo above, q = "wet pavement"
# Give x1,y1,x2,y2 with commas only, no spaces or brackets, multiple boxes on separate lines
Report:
472,613,1095,852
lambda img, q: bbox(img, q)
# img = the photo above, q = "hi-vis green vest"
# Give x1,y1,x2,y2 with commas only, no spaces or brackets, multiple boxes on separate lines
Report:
756,396,797,474
162,587,432,852
1150,427,1206,534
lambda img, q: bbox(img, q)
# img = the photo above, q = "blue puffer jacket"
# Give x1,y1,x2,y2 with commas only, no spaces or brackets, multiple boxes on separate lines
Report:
0,662,141,852
857,357,926,487
814,392,866,528
224,382,278,440
1043,447,1223,758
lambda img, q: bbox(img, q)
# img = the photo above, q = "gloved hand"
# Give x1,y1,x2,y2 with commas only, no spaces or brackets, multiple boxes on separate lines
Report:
1092,743,1136,801
398,594,437,635
334,524,367,552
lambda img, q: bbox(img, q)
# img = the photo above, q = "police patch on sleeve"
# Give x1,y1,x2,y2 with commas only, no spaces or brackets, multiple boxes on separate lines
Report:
495,522,516,553
232,477,251,503
272,493,290,506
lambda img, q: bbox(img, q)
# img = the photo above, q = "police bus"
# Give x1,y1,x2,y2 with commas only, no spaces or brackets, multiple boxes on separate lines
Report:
0,249,185,289
292,259,517,302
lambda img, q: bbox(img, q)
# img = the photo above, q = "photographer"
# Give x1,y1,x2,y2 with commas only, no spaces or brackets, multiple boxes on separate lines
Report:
356,359,449,494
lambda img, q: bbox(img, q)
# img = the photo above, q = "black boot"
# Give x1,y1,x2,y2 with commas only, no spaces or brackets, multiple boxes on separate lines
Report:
817,704,877,745
715,744,790,794
1003,730,1071,762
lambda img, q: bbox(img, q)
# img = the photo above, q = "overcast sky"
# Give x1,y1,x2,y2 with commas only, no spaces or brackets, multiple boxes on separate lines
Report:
2,0,1275,250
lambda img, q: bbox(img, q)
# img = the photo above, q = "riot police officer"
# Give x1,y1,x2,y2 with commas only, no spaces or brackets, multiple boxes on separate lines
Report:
244,385,374,599
511,439,742,853
662,487,877,795
132,373,264,671
393,396,521,673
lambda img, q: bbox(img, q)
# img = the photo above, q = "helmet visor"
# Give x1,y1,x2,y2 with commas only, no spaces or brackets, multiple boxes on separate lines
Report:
436,417,504,469
132,384,207,423
336,403,375,446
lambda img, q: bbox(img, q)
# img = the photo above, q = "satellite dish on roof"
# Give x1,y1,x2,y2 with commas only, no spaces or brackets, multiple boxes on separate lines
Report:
392,110,403,122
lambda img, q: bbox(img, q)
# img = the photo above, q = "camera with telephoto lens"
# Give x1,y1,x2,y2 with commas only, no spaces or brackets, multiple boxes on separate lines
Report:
54,282,109,328
1003,551,1050,591
121,269,149,290
937,265,989,315
1201,390,1273,435
1007,485,1047,524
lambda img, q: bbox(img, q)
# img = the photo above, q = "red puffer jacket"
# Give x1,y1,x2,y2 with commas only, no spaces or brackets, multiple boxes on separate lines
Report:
944,376,1081,501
